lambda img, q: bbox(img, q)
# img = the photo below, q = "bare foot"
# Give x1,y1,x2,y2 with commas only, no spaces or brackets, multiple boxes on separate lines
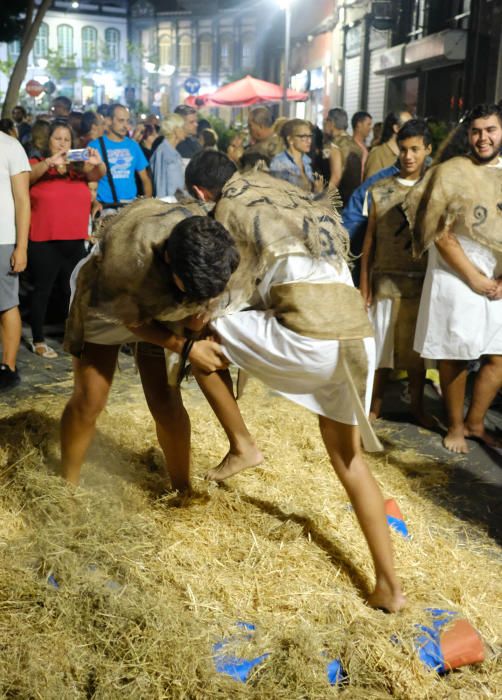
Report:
443,427,469,454
205,446,264,482
410,407,437,430
369,411,380,424
465,424,502,450
367,581,407,613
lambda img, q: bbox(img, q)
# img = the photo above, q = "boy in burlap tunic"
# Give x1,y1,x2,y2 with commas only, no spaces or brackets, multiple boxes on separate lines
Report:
61,201,240,488
185,150,406,613
360,120,432,425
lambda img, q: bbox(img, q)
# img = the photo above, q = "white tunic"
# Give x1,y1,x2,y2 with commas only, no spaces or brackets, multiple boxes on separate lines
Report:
413,159,502,361
213,255,376,428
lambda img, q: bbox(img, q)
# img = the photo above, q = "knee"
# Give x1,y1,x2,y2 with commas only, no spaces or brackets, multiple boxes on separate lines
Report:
147,389,186,426
68,387,108,424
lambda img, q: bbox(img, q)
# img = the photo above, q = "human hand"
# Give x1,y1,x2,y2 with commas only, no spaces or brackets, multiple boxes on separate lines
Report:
86,147,103,166
188,339,229,373
10,246,27,273
468,271,498,297
46,149,67,168
488,277,502,301
313,173,325,193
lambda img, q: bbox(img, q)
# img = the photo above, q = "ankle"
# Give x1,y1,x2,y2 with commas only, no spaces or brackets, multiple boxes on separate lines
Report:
447,423,465,434
229,436,257,455
375,574,401,594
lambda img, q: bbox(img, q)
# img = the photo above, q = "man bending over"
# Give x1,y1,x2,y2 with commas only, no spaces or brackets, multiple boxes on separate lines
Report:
184,151,406,613
61,202,239,488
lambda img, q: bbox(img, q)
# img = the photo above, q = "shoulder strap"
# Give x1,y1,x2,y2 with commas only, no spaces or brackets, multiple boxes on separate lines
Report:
98,136,119,204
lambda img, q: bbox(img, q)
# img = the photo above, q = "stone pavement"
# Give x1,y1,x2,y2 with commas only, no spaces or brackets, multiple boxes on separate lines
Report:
3,326,502,547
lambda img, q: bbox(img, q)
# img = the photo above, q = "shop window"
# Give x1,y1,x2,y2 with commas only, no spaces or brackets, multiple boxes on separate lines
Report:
199,34,212,71
34,23,49,60
241,33,254,69
57,24,74,61
220,33,233,71
179,35,191,70
159,34,172,66
105,28,120,64
82,26,97,62
8,40,21,61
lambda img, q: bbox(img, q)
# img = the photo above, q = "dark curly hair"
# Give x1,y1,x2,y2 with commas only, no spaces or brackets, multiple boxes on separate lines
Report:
465,103,502,128
164,216,240,301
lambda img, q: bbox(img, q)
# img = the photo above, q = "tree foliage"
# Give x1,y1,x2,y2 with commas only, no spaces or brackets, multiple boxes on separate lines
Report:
0,0,26,43
1,0,53,118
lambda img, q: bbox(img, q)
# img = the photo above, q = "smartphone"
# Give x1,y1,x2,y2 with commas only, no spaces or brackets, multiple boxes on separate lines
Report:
67,148,89,161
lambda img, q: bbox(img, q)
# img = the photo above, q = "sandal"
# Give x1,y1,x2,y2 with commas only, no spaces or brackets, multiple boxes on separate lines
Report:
29,341,58,359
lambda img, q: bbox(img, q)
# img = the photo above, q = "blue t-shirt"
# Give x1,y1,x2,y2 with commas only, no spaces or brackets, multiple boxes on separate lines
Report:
89,135,148,203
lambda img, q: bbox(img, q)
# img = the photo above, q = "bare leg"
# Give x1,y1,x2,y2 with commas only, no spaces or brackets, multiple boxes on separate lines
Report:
408,363,435,429
0,306,21,370
60,343,119,485
137,349,191,492
319,416,406,612
438,359,469,453
464,354,502,448
370,368,390,421
192,367,263,481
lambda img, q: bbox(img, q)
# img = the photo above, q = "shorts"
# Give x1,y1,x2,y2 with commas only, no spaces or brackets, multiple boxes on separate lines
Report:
0,245,19,313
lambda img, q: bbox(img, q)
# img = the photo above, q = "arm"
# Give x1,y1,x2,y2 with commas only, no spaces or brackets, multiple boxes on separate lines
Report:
137,168,152,198
359,203,377,307
10,171,31,273
328,146,343,189
435,230,498,297
125,319,228,372
29,151,67,185
83,147,107,182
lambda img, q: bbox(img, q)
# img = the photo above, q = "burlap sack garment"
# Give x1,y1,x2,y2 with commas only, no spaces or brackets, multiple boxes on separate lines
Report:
64,199,216,357
403,156,502,257
215,170,382,451
370,176,427,370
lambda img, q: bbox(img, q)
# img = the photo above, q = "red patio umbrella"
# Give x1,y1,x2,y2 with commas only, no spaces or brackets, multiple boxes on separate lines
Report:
185,74,308,108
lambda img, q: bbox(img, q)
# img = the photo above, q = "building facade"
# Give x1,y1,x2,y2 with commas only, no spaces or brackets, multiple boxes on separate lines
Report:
128,0,259,112
0,0,128,109
284,0,502,129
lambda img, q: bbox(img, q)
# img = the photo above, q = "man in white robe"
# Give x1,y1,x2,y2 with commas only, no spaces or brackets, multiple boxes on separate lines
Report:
410,104,502,453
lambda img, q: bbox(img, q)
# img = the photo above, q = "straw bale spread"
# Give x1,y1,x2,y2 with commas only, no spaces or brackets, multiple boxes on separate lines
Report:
0,368,500,698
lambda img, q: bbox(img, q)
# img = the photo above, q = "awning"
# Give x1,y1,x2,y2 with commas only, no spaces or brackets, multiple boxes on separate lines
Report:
185,74,308,108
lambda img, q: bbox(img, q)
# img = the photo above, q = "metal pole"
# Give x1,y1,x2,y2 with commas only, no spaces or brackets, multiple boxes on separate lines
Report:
282,4,291,117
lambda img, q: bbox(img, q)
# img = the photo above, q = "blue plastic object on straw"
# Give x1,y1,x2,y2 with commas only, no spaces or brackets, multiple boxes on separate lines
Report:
213,621,270,683
414,608,458,673
326,658,347,685
386,514,410,538
47,574,59,589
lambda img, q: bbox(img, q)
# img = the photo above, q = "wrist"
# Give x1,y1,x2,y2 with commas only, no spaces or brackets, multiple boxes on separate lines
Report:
466,269,482,287
165,334,186,354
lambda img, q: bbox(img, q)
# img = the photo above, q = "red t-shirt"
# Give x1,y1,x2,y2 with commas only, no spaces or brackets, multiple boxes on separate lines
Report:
29,159,91,242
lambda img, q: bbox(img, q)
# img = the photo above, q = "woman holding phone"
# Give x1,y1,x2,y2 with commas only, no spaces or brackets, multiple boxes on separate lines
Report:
28,120,105,358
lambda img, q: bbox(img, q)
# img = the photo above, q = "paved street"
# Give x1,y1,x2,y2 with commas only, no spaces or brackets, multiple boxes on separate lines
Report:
4,325,502,547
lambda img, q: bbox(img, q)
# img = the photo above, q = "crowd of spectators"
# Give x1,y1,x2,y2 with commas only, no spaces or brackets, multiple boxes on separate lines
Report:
0,91,489,398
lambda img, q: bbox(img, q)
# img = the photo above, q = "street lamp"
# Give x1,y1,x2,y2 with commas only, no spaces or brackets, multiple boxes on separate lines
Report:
277,0,292,117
